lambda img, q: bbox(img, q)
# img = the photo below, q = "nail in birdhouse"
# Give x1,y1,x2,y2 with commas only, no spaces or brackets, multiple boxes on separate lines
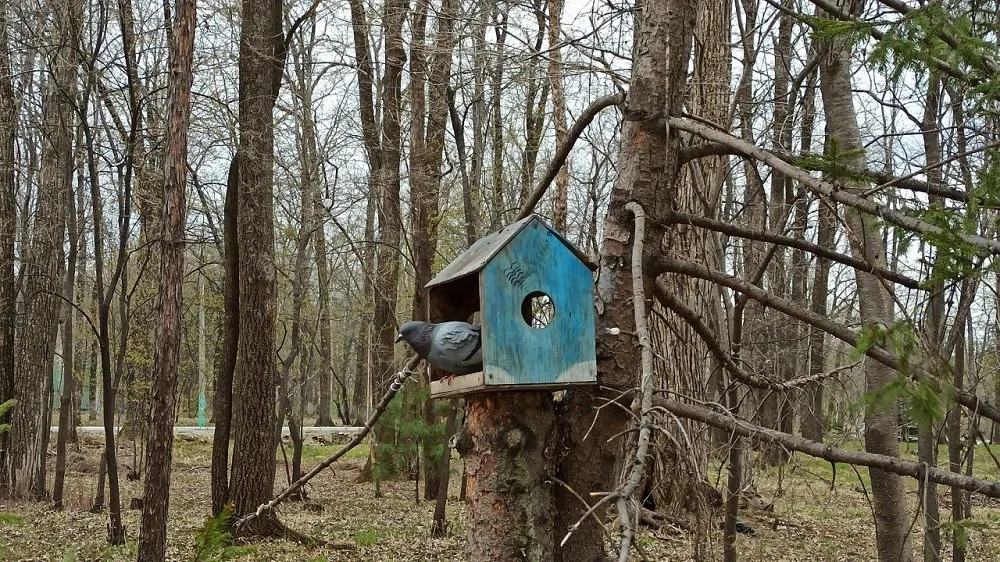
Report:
426,214,598,398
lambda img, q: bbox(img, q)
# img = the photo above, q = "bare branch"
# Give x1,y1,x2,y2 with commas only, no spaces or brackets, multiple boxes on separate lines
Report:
656,397,1000,498
517,93,623,220
661,210,921,289
669,117,1000,254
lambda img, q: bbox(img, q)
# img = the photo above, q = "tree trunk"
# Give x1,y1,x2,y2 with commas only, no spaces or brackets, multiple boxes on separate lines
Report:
137,0,195,555
459,392,558,560
52,149,80,509
411,0,458,501
818,0,912,558
315,227,335,426
555,0,696,559
211,155,239,516
950,328,967,562
760,2,794,467
229,0,282,530
488,2,507,226
918,72,944,562
431,399,459,537
548,0,568,231
347,0,381,426
800,79,826,444
647,0,727,542
11,0,77,500
0,0,17,498
519,0,548,208
118,0,157,445
370,0,407,415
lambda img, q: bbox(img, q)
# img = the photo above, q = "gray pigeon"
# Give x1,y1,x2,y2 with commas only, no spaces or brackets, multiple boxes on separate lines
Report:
395,321,483,376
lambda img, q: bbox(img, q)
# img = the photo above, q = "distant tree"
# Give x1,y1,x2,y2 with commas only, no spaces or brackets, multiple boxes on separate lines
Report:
10,0,77,501
817,0,912,558
137,0,196,556
0,0,16,498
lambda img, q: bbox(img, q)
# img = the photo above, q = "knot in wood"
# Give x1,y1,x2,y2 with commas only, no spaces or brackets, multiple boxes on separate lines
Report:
504,427,525,453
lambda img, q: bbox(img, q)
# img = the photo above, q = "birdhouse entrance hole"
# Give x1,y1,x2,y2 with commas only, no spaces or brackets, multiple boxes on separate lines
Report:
521,291,554,329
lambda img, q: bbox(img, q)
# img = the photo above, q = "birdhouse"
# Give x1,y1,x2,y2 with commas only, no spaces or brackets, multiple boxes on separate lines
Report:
426,215,598,398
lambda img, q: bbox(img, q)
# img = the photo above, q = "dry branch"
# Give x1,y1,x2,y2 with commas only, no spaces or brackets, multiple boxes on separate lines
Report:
661,210,921,289
649,255,899,368
656,397,1000,498
615,201,655,562
234,354,422,532
679,144,967,203
668,117,1000,254
516,93,624,220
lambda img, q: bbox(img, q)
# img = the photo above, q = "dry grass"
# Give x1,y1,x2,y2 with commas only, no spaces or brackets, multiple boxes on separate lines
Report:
2,435,1000,561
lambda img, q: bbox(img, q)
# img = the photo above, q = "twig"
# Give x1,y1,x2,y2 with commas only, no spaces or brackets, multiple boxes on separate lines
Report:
559,203,654,555
233,354,422,531
516,94,624,220
616,201,655,562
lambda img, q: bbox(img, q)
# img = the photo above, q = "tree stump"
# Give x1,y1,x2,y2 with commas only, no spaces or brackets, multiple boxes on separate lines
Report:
457,392,557,561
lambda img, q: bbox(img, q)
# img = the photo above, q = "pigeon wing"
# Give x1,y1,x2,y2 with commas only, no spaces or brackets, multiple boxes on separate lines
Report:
429,323,482,374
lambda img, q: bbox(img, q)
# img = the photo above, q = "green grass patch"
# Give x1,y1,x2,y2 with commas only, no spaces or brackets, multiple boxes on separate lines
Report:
353,528,385,547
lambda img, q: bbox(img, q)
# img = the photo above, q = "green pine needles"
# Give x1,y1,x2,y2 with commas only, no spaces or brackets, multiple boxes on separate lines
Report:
191,504,255,562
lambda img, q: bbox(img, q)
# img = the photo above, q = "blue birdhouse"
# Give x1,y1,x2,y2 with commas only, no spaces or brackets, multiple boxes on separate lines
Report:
426,215,598,398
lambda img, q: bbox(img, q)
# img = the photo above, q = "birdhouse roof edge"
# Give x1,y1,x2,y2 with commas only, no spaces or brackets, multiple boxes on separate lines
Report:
426,215,596,289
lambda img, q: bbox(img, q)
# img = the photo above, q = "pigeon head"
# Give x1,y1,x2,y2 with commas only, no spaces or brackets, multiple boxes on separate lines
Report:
396,321,433,357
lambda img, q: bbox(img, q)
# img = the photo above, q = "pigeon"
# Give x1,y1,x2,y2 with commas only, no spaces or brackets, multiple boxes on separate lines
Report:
395,321,483,381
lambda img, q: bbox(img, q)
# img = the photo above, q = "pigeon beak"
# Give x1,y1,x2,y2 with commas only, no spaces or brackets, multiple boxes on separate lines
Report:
395,333,404,343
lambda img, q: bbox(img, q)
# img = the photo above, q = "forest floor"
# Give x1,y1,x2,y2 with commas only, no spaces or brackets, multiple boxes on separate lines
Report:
2,433,1000,561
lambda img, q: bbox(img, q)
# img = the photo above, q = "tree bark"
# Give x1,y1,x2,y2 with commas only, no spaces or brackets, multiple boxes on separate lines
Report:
800,78,827,443
488,2,508,226
137,0,195,556
52,147,80,508
11,0,77,500
0,0,17,498
411,0,458,501
431,399,459,537
211,155,239,516
818,0,912,558
555,0,696,559
459,392,558,560
347,0,380,426
370,0,406,413
519,0,548,208
229,0,282,528
918,72,944,562
548,0,568,231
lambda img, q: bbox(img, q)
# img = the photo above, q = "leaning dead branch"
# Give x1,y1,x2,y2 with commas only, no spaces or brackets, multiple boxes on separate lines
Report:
233,353,422,533
559,202,655,558
613,202,657,560
657,397,1000,498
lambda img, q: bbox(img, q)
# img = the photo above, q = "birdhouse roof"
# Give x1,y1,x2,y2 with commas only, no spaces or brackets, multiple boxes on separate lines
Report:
426,215,596,289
